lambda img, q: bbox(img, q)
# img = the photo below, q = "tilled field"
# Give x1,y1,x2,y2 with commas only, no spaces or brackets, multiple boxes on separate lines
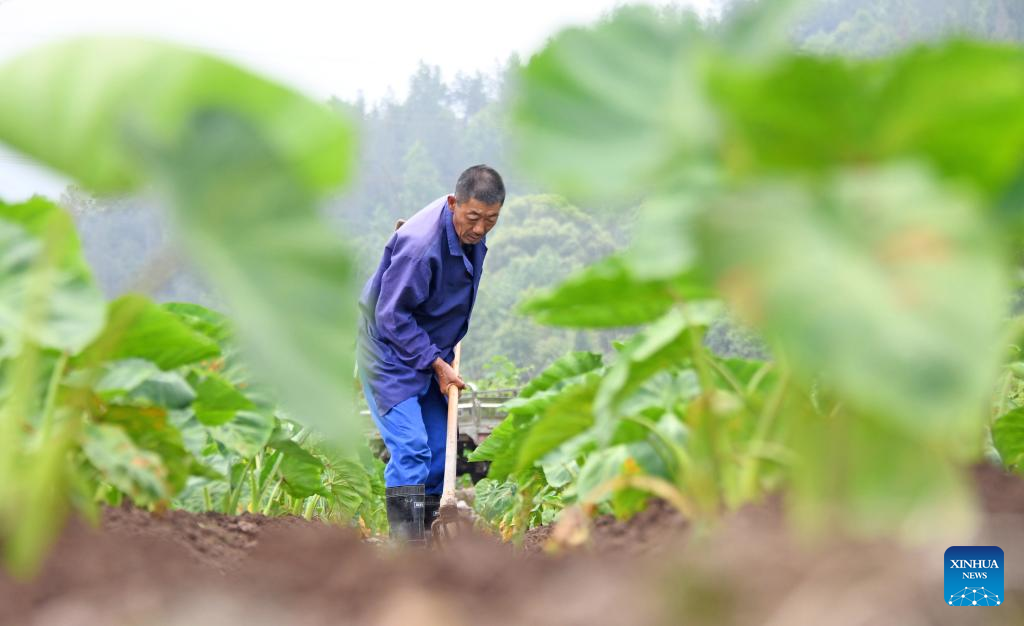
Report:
2,466,1023,626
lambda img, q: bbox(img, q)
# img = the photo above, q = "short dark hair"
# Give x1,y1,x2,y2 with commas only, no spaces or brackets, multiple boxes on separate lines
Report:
455,165,505,206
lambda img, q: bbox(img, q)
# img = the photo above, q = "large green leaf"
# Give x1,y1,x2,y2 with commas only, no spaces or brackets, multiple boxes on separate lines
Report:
192,373,255,426
474,372,602,480
0,196,94,273
129,371,196,410
92,360,197,411
615,369,701,420
710,42,1024,199
516,377,598,472
514,6,714,201
95,404,196,493
314,444,373,517
0,37,353,195
467,413,534,480
208,410,275,459
517,351,603,399
502,374,596,419
520,255,712,328
574,442,666,503
540,458,578,489
163,302,232,345
81,423,169,505
473,478,519,528
139,109,359,442
701,166,1007,445
620,190,711,281
81,295,220,370
474,352,605,479
993,408,1024,470
269,437,328,499
0,39,360,444
594,307,709,429
0,198,105,355
93,359,162,399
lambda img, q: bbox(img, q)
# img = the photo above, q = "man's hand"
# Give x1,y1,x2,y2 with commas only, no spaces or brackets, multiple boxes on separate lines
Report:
432,357,465,396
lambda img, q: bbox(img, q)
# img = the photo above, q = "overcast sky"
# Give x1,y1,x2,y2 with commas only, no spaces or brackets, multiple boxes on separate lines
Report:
0,0,720,201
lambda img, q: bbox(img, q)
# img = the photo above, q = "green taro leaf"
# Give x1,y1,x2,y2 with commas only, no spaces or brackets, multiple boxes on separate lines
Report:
163,302,232,345
140,109,359,443
621,190,711,282
467,413,534,480
94,358,163,399
81,423,170,505
0,37,354,195
540,458,578,489
82,295,220,370
516,376,598,472
129,372,196,409
0,38,360,446
192,373,255,426
320,450,373,517
0,197,106,355
574,442,666,507
520,255,711,328
710,42,1024,199
702,166,1007,446
595,307,710,430
96,404,196,493
514,6,714,201
476,353,605,480
208,410,275,459
993,408,1024,470
270,438,329,499
518,351,603,399
474,373,602,480
502,376,592,419
614,369,701,421
473,478,519,528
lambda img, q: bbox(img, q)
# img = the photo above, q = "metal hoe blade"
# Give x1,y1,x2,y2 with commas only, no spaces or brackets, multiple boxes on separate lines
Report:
431,497,472,545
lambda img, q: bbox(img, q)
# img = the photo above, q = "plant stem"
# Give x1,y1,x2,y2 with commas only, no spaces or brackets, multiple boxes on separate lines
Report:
261,478,284,516
247,466,258,513
0,345,41,503
738,372,790,500
302,496,319,520
253,451,284,511
686,320,723,512
37,352,69,445
225,459,251,514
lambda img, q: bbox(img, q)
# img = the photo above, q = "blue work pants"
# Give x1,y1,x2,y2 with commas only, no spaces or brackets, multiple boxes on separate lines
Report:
360,374,449,495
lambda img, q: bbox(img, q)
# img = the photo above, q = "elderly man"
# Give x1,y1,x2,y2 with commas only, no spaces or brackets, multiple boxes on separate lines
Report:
357,165,505,544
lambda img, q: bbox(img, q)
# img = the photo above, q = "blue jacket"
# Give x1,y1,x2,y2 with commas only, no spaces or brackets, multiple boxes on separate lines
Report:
357,196,487,414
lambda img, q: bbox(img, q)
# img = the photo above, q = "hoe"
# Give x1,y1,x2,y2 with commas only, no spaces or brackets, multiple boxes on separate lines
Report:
431,341,473,545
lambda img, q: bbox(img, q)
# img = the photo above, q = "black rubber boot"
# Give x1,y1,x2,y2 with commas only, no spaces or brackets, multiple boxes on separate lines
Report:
424,494,441,546
385,485,426,546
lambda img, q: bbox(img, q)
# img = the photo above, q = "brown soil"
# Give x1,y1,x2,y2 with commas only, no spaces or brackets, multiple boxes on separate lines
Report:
1,465,1023,626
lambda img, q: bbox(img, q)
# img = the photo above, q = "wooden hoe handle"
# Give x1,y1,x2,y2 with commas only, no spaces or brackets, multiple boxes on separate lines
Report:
440,343,461,508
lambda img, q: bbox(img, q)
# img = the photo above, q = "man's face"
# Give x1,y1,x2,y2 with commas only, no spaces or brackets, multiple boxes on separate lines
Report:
448,194,501,245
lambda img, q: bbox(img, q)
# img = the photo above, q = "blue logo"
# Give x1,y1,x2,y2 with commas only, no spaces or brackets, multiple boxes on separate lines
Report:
945,546,1003,607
